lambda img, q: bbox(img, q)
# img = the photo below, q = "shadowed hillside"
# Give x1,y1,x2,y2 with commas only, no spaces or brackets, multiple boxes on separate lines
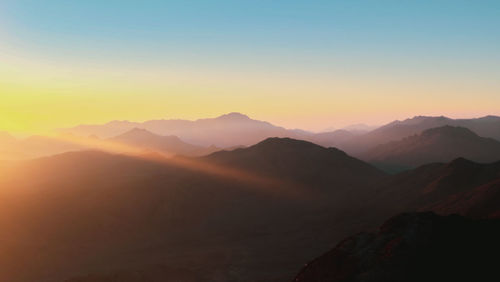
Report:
203,138,385,190
365,157,500,219
294,212,500,282
0,138,385,282
1,137,499,282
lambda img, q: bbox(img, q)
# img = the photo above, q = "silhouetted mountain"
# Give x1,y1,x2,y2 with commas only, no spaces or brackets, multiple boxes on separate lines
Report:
204,137,385,189
214,112,251,121
363,126,500,169
62,112,301,147
0,138,386,282
341,115,500,155
61,114,500,153
2,138,499,282
110,128,219,157
294,212,500,282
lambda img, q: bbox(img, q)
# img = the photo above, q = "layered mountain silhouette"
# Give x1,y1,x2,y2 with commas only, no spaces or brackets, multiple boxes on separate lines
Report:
0,138,385,282
110,128,220,157
294,212,500,282
62,112,300,147
61,114,500,155
339,115,500,155
1,122,500,282
61,112,372,149
363,125,500,170
366,157,500,219
0,129,220,160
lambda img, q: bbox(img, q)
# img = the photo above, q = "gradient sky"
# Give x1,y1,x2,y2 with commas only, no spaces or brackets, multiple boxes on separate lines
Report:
1,0,499,134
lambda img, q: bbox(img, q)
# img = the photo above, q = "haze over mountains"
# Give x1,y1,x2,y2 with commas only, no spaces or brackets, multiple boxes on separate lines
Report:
1,134,500,281
1,113,500,281
2,112,500,172
363,125,500,169
62,113,296,147
61,112,500,146
4,0,499,280
0,138,386,282
110,128,220,157
58,113,500,170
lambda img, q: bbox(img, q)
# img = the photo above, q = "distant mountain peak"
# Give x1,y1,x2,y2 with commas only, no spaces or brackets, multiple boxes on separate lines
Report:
120,127,155,137
398,115,451,125
215,112,251,121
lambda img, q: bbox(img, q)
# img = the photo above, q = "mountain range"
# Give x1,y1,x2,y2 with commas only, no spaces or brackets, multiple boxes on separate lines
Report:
363,157,500,219
110,128,220,157
0,128,221,160
1,136,500,281
60,112,500,154
3,113,500,169
362,125,500,170
0,138,385,282
61,112,298,147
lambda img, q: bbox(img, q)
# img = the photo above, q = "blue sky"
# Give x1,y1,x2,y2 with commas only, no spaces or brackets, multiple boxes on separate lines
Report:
1,0,499,132
4,0,499,68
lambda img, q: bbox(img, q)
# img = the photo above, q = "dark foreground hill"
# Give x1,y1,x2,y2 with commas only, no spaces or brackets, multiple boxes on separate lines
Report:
2,137,499,282
0,138,385,282
294,212,500,282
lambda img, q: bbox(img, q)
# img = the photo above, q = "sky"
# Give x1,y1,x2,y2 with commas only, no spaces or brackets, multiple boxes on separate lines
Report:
1,0,499,134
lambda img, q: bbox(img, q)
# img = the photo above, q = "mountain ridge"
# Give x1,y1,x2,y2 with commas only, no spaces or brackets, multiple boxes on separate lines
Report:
363,125,500,169
110,128,219,157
